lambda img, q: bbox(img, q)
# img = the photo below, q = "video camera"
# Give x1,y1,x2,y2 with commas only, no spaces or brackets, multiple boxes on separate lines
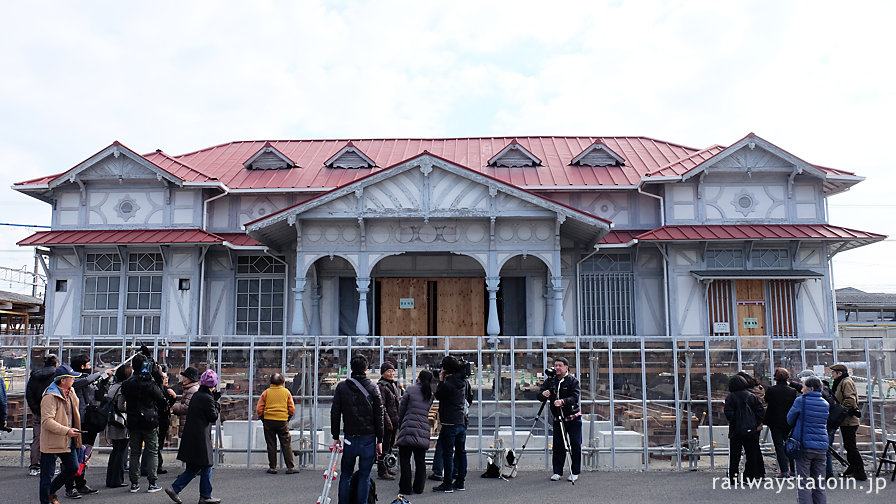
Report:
544,367,557,378
435,356,472,378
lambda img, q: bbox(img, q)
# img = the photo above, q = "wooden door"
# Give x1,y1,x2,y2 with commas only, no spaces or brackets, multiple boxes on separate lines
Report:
378,277,484,349
735,279,766,347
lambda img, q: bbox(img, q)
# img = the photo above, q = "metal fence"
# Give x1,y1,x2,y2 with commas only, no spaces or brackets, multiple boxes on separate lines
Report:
1,334,893,472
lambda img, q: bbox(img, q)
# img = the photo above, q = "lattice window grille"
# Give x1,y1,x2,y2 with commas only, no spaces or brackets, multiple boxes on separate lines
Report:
705,249,744,269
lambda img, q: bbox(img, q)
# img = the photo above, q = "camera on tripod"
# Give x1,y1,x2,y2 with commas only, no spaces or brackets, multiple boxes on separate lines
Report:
544,367,557,378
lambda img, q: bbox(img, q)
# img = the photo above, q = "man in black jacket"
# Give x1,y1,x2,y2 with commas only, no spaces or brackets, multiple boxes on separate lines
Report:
433,355,471,493
121,353,167,494
25,354,57,476
538,356,582,482
331,354,383,504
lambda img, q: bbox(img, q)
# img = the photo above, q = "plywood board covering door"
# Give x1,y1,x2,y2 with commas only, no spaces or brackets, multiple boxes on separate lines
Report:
735,279,766,347
380,278,428,339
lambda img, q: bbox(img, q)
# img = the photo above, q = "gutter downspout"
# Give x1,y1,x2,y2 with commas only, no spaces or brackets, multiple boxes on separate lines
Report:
638,180,670,337
198,184,229,337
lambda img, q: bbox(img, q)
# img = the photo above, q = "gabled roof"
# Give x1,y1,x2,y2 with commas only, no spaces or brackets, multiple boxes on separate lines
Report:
47,142,190,189
643,133,862,194
570,142,625,166
487,140,542,167
324,142,377,168
242,142,297,170
245,152,611,249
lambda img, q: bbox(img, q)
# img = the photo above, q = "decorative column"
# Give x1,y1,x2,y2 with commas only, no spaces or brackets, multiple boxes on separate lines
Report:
310,281,321,336
543,281,554,336
291,276,306,335
486,276,501,343
552,275,566,336
355,277,371,341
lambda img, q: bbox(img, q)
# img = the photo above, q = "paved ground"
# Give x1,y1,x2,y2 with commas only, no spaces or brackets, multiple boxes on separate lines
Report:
3,462,895,504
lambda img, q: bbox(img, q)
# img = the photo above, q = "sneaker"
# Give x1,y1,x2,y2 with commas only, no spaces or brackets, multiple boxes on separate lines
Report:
157,468,168,475
568,474,579,482
285,468,300,474
29,468,40,477
432,483,454,493
165,487,182,504
64,489,82,499
550,474,561,481
76,486,98,495
452,482,465,491
147,483,163,493
129,483,140,493
428,473,443,481
198,498,222,504
266,468,278,474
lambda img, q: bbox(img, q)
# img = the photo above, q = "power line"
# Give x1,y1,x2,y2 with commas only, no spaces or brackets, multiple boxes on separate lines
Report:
0,222,50,229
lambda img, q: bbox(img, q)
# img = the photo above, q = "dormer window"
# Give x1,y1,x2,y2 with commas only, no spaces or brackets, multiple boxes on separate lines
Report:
325,142,376,169
570,142,625,167
487,140,541,167
243,142,296,170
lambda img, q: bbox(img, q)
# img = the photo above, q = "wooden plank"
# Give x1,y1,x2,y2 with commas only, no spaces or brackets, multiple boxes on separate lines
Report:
379,278,428,344
437,278,484,349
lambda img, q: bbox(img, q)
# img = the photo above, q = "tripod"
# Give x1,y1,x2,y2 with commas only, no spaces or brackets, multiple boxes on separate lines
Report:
548,378,576,485
502,399,548,480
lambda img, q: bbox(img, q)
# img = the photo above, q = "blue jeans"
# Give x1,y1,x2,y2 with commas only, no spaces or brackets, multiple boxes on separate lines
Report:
826,429,835,478
172,464,213,499
338,435,376,504
438,424,467,485
39,449,78,504
431,440,444,476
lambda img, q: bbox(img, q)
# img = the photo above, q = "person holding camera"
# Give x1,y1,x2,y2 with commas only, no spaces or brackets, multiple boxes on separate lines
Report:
433,355,472,493
377,361,401,480
256,372,297,474
331,354,384,504
538,356,582,482
121,353,167,494
831,363,867,480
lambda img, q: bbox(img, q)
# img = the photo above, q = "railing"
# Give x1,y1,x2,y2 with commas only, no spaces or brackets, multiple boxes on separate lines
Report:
1,333,893,472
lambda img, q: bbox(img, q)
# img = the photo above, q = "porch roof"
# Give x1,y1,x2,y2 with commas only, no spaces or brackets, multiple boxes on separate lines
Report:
17,229,227,246
690,269,824,281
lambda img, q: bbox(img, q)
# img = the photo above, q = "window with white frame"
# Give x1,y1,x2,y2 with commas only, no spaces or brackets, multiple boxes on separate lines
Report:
580,253,635,336
82,253,121,335
81,252,164,335
750,248,790,269
125,253,163,335
705,249,744,269
235,256,286,335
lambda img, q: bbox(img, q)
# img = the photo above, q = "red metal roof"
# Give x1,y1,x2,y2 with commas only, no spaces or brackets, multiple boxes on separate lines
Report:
160,136,702,190
17,229,226,246
598,230,650,245
636,224,886,242
216,233,263,247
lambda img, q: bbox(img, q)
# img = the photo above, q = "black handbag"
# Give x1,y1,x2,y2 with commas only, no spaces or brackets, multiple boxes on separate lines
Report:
785,396,806,458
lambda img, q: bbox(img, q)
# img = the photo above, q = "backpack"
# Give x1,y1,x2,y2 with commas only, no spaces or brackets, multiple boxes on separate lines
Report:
732,393,759,435
83,397,111,432
108,387,127,428
349,471,377,504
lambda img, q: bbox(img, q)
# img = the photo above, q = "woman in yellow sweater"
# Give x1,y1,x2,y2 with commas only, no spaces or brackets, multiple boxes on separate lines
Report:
255,373,297,474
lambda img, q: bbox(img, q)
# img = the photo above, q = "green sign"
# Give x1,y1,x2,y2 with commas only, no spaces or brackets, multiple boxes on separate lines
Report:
400,298,414,309
743,317,759,329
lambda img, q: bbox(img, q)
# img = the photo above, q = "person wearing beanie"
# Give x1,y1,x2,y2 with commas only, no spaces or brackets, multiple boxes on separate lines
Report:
377,361,401,480
831,364,867,480
167,369,222,504
256,373,297,474
173,367,201,438
38,365,82,504
26,354,58,476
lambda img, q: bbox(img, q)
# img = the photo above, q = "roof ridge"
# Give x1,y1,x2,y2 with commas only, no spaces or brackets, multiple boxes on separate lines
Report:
146,150,216,180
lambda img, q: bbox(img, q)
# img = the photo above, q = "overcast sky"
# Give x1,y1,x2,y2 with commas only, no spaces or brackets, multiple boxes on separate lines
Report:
1,0,894,294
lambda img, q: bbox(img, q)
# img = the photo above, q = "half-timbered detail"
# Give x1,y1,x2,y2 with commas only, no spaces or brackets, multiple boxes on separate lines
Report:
13,134,883,346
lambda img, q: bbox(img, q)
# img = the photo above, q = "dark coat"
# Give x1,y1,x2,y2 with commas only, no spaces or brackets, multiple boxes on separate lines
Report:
396,383,433,450
378,378,401,432
724,390,765,438
787,391,830,451
331,373,385,441
120,372,167,430
26,365,56,414
176,386,219,467
435,372,468,425
538,373,581,419
764,382,798,430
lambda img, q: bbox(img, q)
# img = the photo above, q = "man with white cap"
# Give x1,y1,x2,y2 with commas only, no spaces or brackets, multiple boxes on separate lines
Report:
37,364,82,504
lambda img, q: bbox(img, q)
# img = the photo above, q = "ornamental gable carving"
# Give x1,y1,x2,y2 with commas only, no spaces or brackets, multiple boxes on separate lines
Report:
429,170,489,212
78,156,160,181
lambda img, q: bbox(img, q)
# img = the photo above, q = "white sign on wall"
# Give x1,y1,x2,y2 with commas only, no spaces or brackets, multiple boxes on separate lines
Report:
713,322,730,333
399,298,414,309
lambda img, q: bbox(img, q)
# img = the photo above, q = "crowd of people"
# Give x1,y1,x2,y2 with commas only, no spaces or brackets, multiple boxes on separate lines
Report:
725,363,867,504
25,350,223,504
